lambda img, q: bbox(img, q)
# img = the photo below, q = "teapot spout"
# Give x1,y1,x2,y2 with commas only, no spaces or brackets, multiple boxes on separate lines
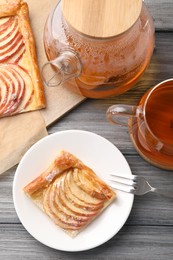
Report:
42,50,82,87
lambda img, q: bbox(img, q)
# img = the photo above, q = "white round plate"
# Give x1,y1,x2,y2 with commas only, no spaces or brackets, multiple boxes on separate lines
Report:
13,130,134,252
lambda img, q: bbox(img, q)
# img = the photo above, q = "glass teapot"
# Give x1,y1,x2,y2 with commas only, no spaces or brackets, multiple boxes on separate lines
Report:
42,0,155,98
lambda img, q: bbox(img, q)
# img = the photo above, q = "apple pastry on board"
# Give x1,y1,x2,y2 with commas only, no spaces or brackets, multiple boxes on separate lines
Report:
23,150,116,238
0,0,45,118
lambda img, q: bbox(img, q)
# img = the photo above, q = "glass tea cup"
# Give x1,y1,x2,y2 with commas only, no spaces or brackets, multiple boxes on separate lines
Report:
107,79,173,170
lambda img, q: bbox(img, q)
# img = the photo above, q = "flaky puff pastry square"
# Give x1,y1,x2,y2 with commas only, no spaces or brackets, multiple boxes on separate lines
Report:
23,150,116,238
0,0,45,118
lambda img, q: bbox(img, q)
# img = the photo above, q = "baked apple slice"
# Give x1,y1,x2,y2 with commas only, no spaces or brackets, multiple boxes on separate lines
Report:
23,150,116,237
0,17,15,34
0,66,22,115
0,66,25,115
64,171,104,211
53,178,89,223
44,183,86,230
0,18,18,47
0,16,25,63
43,185,82,230
56,174,101,217
80,169,115,200
8,64,34,114
66,170,104,208
0,64,33,116
73,168,108,200
0,73,12,112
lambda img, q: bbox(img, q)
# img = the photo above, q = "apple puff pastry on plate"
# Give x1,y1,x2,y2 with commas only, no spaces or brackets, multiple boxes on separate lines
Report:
23,150,116,238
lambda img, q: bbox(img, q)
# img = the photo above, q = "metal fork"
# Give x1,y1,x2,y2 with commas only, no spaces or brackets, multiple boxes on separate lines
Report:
109,174,173,198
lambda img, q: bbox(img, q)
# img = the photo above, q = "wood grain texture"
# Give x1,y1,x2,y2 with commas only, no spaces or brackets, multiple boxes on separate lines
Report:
62,0,142,37
145,0,173,31
1,1,173,259
0,224,173,260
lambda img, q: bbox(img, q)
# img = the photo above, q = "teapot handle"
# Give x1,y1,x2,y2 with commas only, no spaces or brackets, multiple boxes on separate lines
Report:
42,50,82,87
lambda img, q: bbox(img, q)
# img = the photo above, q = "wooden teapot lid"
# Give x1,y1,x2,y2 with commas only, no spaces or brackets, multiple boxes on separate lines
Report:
62,0,142,38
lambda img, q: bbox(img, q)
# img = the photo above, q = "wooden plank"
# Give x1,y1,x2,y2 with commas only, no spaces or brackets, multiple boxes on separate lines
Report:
0,224,172,259
145,0,173,31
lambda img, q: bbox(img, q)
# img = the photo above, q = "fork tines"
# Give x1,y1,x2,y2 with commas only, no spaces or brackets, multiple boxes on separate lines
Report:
108,173,136,194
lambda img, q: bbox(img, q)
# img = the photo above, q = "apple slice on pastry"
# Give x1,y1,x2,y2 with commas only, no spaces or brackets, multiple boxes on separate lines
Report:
23,150,116,238
0,0,46,118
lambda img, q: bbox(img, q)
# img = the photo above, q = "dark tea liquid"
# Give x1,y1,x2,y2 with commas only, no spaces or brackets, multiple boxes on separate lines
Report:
145,85,173,145
130,83,173,170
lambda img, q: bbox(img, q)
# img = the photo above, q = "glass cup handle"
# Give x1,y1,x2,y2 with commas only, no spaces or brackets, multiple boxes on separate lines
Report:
106,104,139,126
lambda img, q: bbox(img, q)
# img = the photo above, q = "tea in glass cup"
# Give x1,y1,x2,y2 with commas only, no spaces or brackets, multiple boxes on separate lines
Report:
107,79,173,170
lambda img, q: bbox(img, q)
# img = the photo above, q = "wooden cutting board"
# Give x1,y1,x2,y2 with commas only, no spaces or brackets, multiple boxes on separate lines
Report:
27,0,85,127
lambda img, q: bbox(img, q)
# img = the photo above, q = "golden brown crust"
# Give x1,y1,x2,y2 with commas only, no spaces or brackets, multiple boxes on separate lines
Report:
17,2,45,109
23,150,116,237
0,0,46,118
0,0,21,17
23,150,80,195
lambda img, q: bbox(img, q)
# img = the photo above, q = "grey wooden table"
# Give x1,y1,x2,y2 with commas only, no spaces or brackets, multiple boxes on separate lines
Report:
1,1,173,259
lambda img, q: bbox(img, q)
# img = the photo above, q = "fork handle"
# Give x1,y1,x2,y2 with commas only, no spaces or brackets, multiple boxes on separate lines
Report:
151,187,173,198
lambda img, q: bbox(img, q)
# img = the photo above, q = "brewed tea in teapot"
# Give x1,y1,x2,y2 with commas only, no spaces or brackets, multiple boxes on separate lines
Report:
43,0,155,98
